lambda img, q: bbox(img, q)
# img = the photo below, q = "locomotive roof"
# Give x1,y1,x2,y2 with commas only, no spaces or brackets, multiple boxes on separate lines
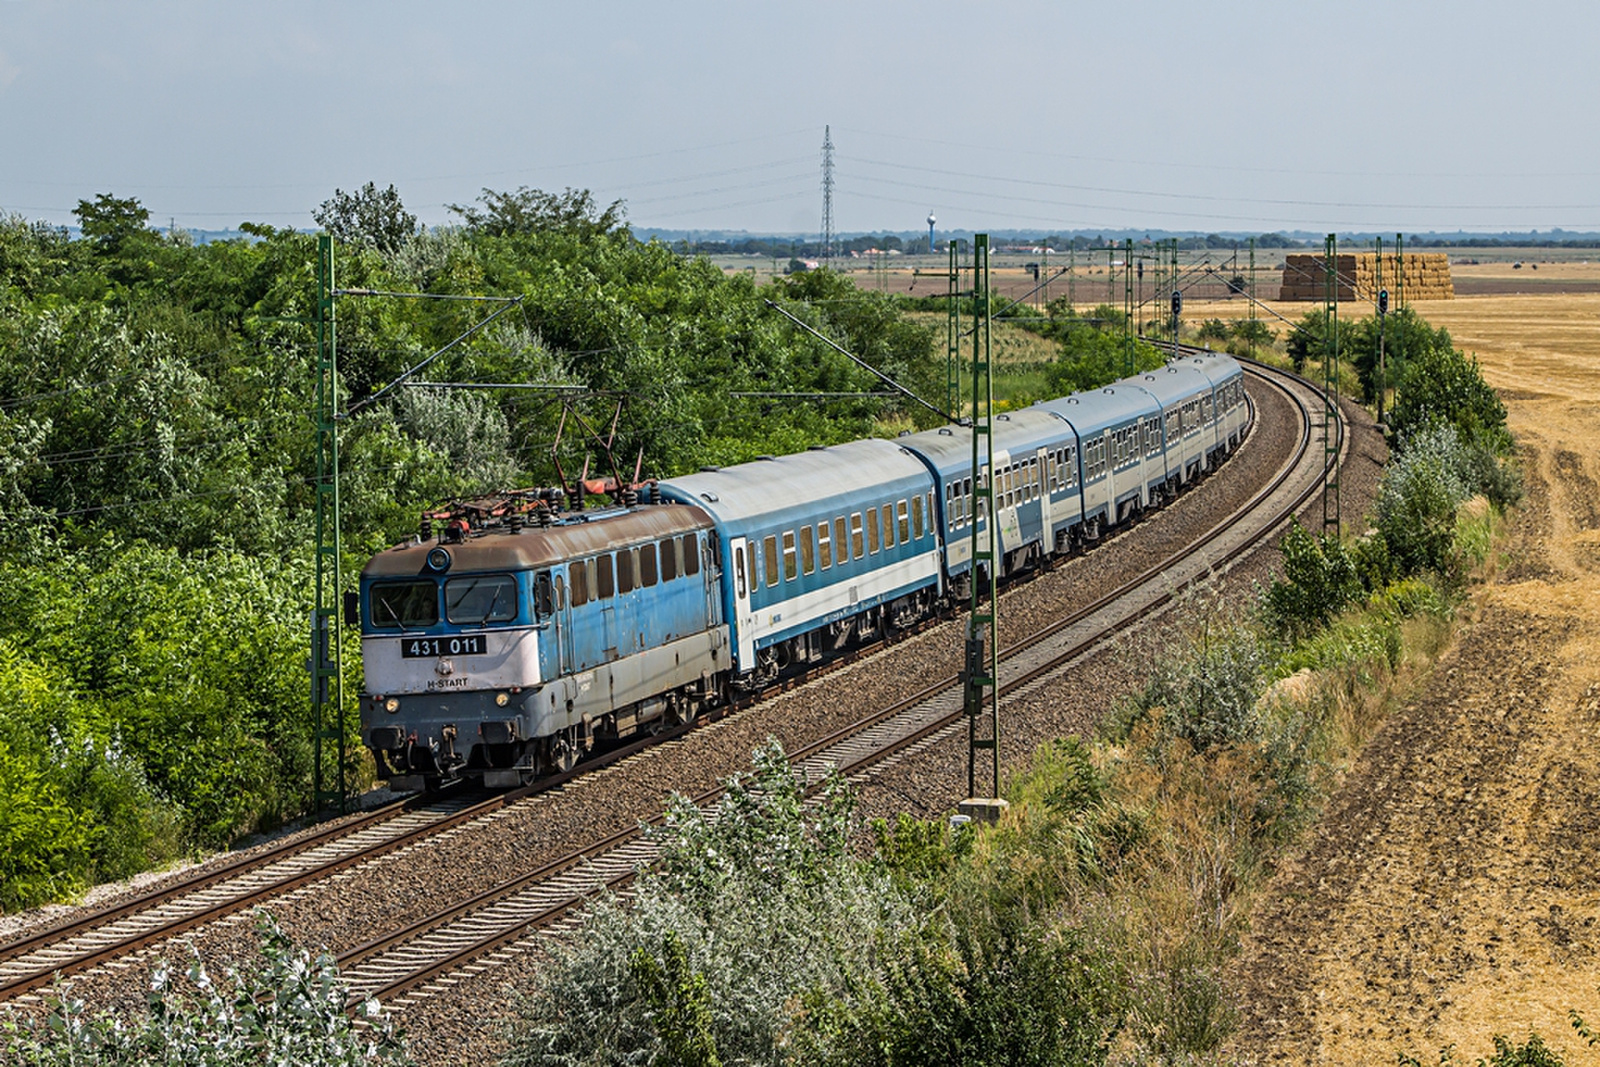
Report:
659,437,931,527
361,501,714,578
896,408,1069,476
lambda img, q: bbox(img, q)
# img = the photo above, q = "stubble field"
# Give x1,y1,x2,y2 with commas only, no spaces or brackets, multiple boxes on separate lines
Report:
1221,279,1600,1062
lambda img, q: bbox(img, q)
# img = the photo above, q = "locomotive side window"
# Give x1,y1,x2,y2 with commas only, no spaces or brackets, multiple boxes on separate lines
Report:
445,574,518,625
681,534,701,577
568,562,588,607
763,535,779,587
596,554,615,600
800,525,815,574
370,580,438,629
867,507,880,554
850,513,864,560
534,571,554,617
660,538,678,582
617,549,637,594
912,495,925,539
782,530,797,581
818,522,832,569
897,500,910,543
640,543,658,587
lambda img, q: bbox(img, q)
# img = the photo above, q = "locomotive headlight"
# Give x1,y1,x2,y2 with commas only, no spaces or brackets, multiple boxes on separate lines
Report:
384,697,401,714
495,692,510,707
426,547,451,572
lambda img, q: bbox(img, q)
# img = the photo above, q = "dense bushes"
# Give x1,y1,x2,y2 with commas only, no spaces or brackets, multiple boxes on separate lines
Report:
0,191,954,908
0,914,408,1066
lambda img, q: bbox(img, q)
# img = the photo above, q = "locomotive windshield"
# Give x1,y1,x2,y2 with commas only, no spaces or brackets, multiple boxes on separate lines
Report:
370,580,439,629
445,574,519,625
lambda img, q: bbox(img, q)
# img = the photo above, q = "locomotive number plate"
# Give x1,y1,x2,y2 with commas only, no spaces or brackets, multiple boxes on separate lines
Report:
401,635,486,658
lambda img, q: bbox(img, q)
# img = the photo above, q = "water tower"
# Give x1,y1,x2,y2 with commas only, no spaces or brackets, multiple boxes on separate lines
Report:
927,211,937,254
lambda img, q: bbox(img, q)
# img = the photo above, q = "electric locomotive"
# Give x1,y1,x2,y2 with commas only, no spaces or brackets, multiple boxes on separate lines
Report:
360,489,726,790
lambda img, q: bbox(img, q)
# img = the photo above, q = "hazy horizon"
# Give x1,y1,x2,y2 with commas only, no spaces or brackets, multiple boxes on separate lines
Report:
5,1,1599,237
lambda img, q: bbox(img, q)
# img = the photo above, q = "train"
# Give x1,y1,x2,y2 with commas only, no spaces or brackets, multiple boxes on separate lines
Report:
358,351,1250,790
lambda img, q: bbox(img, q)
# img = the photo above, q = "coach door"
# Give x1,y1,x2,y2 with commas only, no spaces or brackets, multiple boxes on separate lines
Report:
729,535,756,671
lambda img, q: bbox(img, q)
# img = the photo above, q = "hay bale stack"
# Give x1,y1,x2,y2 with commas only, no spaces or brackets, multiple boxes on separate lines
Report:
1278,253,1453,301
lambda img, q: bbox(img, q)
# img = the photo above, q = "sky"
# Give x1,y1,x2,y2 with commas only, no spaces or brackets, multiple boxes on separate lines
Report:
3,0,1599,238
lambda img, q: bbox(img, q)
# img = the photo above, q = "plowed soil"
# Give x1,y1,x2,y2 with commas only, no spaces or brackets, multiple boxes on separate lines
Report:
1227,293,1600,1063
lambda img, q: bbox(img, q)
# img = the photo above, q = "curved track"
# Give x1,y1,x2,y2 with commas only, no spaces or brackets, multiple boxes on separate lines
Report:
340,357,1338,1010
0,358,1337,1013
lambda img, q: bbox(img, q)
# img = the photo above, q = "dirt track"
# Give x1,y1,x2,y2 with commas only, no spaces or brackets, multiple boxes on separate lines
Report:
1227,298,1600,1063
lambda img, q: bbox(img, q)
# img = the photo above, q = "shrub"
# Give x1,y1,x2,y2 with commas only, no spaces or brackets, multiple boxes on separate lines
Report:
0,913,408,1066
1375,425,1471,577
1263,520,1362,640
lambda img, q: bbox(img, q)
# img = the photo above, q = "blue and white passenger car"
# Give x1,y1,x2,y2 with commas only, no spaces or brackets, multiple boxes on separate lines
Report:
659,438,943,686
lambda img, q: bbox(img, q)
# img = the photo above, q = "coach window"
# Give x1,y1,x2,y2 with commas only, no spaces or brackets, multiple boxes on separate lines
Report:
834,517,847,562
596,554,615,600
818,521,832,568
640,542,658,587
659,538,678,582
763,535,779,587
682,534,701,577
894,499,908,543
800,525,815,574
782,530,797,581
617,549,636,594
912,494,925,539
866,507,880,554
883,503,896,547
849,513,864,559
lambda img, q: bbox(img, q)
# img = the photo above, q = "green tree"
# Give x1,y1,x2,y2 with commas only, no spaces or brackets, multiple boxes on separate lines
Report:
1390,339,1511,455
313,182,419,252
448,186,626,238
73,193,151,251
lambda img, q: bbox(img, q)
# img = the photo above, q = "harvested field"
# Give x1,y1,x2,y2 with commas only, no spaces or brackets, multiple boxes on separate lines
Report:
1226,287,1600,1063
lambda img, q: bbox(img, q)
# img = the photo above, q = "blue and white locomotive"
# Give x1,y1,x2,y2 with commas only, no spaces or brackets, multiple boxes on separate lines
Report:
358,353,1250,788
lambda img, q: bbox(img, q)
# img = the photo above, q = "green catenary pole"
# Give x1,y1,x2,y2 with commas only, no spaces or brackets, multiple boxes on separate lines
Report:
966,233,1000,801
1322,233,1341,535
1123,238,1135,375
947,239,961,420
312,233,348,815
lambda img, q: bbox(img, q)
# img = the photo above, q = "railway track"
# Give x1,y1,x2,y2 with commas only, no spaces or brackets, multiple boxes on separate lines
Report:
0,357,1335,1014
338,358,1338,1010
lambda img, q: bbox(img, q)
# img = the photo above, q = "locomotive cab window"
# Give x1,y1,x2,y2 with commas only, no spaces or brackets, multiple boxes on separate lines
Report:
370,580,438,629
444,574,518,625
533,571,554,617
